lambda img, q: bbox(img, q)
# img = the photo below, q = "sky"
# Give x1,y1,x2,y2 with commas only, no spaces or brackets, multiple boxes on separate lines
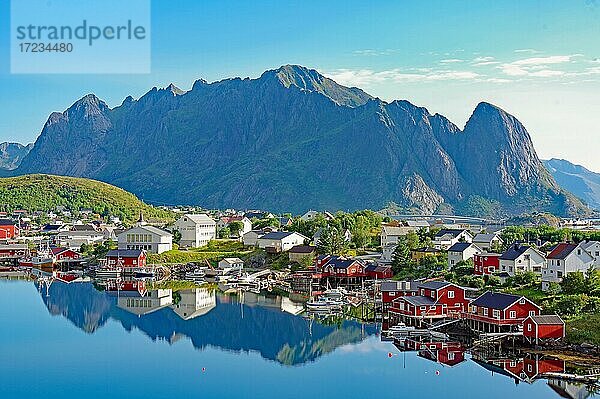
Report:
1,0,600,170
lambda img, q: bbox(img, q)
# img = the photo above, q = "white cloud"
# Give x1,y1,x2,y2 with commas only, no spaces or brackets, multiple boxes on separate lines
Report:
514,49,541,54
440,59,463,64
512,55,574,66
499,55,577,77
323,68,480,86
529,69,565,77
473,56,495,62
353,49,398,56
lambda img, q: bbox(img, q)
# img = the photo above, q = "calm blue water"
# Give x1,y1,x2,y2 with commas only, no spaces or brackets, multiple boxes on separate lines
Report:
0,280,589,398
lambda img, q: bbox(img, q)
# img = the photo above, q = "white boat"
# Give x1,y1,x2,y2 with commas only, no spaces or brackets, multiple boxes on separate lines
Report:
306,297,344,311
185,269,206,283
385,323,416,335
95,268,122,279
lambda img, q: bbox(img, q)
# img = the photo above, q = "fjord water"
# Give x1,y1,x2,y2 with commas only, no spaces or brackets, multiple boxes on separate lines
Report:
0,281,576,398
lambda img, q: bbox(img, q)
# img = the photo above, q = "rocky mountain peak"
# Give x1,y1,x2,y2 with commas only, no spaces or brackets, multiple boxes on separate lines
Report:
262,64,373,107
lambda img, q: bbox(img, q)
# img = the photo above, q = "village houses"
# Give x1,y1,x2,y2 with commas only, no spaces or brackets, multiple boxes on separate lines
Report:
542,242,595,291
174,213,216,248
472,233,504,251
447,242,481,269
498,243,546,276
432,229,473,250
256,231,308,252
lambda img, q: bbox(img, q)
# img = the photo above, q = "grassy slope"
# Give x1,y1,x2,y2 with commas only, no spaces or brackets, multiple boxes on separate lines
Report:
0,174,173,224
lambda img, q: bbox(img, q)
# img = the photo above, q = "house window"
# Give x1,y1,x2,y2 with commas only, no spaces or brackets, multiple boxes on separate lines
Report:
519,298,525,305
472,305,477,313
529,310,536,317
448,352,455,361
527,324,532,331
448,291,455,299
510,311,517,319
493,310,500,318
483,308,488,316
389,292,396,296
420,306,426,311
429,306,436,310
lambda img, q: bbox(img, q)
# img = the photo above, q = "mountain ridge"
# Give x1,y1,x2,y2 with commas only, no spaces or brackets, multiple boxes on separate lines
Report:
543,158,600,210
14,65,590,217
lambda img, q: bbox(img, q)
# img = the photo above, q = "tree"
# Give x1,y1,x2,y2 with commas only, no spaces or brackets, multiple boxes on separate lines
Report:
561,271,586,294
228,221,244,237
298,254,314,269
453,260,474,278
351,215,370,249
218,227,231,239
586,267,600,296
172,229,182,244
391,236,411,274
405,231,420,250
316,225,348,255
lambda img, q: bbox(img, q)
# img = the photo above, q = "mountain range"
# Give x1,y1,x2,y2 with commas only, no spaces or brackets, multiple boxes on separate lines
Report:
543,159,600,211
3,65,592,216
0,142,32,170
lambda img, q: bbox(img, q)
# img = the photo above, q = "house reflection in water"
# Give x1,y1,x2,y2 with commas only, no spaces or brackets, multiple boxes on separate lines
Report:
117,289,173,316
471,352,565,384
170,288,216,320
548,379,597,399
393,337,467,368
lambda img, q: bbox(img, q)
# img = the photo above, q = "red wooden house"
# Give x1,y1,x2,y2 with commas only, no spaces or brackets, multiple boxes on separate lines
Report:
473,252,501,276
523,314,565,344
0,219,18,239
474,354,564,384
0,243,28,257
106,249,147,268
380,280,418,312
365,263,393,279
465,291,541,333
417,341,466,367
51,247,82,262
389,281,470,326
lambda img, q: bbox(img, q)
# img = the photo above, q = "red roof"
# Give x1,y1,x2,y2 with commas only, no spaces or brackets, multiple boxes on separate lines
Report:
547,243,577,260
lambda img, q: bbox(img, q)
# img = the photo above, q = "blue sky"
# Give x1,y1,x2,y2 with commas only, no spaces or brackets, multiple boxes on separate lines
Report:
1,0,600,169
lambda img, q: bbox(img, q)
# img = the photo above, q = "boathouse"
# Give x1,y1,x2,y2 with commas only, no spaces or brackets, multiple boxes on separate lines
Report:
106,249,147,268
523,314,565,344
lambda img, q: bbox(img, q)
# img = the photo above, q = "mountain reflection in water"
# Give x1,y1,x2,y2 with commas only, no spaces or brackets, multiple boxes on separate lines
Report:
36,281,377,365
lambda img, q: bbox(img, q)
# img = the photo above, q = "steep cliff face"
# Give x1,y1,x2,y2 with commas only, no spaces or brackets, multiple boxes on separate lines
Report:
0,142,33,170
16,65,590,216
544,158,600,210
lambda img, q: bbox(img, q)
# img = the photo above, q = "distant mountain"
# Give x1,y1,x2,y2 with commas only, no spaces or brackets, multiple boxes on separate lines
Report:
543,158,600,210
14,65,590,217
0,142,32,170
0,174,172,223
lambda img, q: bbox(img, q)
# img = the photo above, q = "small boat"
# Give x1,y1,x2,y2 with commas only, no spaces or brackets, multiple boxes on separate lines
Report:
134,269,154,278
95,267,122,279
384,323,416,335
306,297,344,311
19,256,54,269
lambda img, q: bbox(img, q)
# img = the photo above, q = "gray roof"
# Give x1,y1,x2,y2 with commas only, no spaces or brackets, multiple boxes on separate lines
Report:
417,280,452,290
528,314,564,325
473,233,501,243
134,225,172,237
435,229,468,239
259,231,306,240
181,214,215,225
403,296,436,306
106,249,144,258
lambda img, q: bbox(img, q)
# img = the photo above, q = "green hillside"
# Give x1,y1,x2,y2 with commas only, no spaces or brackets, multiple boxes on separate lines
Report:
0,174,173,224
